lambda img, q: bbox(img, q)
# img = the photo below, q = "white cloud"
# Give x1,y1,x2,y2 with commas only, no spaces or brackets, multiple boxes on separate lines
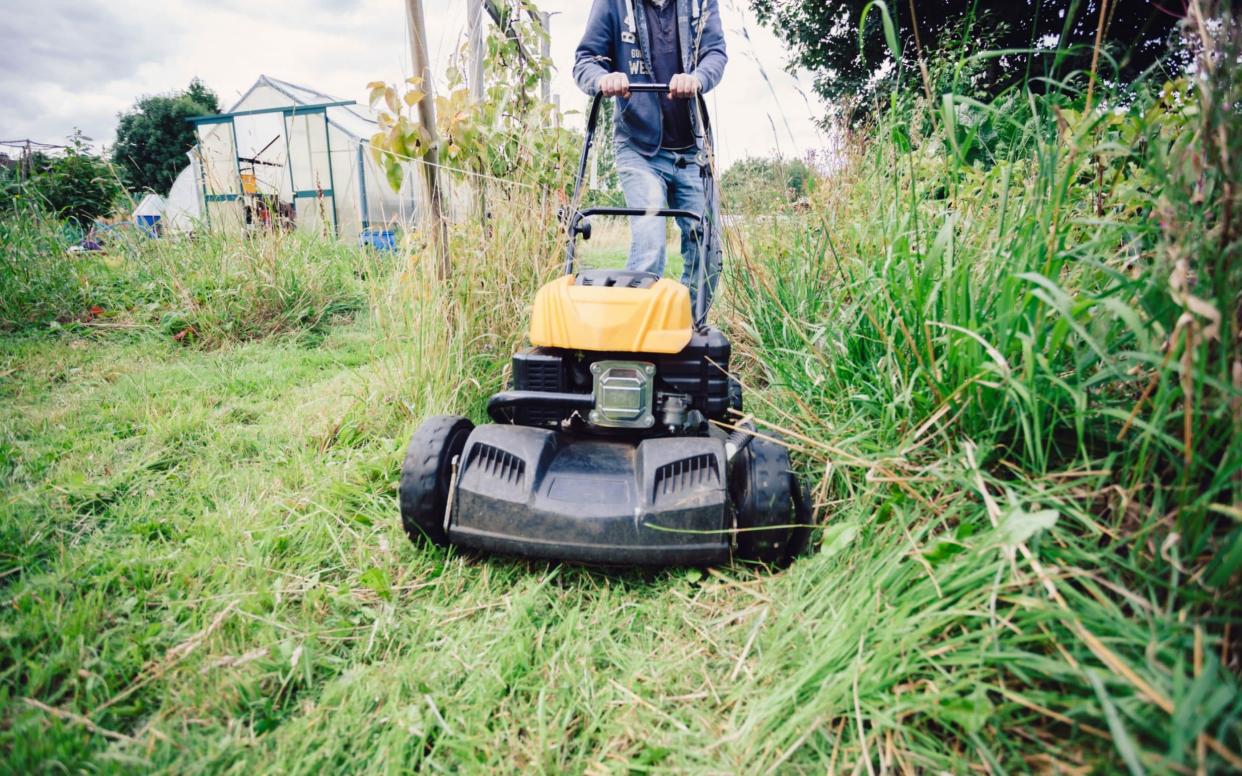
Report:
0,0,827,167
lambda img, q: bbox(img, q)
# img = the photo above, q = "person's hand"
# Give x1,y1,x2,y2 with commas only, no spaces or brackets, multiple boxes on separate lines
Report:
668,73,701,99
598,73,631,98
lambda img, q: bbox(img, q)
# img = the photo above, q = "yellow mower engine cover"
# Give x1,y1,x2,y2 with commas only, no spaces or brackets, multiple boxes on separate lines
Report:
529,274,693,354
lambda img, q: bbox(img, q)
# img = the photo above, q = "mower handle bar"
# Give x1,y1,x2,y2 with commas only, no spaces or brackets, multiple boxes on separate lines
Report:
565,206,703,248
618,83,674,93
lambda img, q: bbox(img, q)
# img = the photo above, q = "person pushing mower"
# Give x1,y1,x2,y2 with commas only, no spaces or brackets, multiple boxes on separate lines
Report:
573,0,728,309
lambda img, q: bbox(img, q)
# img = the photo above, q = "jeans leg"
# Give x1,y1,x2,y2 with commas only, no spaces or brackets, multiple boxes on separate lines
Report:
615,142,668,275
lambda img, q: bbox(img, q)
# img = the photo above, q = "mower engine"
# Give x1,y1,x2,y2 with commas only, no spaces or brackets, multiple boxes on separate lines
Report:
502,325,734,435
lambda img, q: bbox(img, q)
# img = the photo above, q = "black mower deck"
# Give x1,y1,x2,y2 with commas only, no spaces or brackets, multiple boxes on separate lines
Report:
447,425,731,565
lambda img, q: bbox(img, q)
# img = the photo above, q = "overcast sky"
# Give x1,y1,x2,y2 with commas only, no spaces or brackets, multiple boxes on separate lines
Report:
0,0,828,168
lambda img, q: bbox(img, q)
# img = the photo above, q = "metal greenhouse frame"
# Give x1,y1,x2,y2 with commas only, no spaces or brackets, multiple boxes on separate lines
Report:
187,99,355,235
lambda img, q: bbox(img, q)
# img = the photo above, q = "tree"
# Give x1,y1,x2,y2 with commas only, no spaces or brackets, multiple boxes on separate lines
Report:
31,131,122,225
721,156,815,213
750,1,1186,120
112,79,219,194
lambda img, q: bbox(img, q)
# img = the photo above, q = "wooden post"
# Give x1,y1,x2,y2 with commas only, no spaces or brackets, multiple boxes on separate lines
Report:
405,0,450,279
468,0,484,103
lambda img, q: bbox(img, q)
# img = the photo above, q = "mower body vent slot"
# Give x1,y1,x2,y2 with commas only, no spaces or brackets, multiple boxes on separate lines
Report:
653,454,719,499
468,443,526,488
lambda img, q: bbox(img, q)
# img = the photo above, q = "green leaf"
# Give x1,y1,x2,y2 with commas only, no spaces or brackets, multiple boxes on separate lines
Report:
1000,507,1058,545
924,535,967,564
384,160,404,193
819,522,857,560
1087,671,1145,776
1206,526,1242,588
890,121,911,153
359,567,392,601
635,744,672,766
938,686,993,733
859,1,900,60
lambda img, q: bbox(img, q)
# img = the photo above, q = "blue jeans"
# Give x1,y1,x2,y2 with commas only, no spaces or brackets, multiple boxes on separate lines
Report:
616,141,718,311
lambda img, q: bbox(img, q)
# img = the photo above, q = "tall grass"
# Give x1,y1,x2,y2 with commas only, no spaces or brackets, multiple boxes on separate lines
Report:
719,6,1242,770
0,210,369,346
0,210,92,329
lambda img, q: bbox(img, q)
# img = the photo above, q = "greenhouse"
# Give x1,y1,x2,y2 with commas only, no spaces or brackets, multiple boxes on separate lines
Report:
163,75,424,242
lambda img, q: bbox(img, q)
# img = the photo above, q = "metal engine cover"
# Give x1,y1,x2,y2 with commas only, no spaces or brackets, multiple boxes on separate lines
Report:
447,425,730,565
590,360,655,428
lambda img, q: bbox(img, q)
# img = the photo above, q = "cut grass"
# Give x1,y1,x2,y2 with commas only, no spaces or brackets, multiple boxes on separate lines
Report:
0,326,827,772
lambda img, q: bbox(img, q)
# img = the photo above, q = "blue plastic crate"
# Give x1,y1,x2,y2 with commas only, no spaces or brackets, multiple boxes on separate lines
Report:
360,228,396,251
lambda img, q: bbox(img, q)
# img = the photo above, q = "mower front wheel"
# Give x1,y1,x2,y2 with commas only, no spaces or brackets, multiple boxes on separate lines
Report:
399,415,474,547
731,435,808,566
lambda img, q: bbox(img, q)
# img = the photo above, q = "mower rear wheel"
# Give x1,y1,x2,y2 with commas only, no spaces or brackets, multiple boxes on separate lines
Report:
399,415,474,547
728,376,743,413
731,435,800,565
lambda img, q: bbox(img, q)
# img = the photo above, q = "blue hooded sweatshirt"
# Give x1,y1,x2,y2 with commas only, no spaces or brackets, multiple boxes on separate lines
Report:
573,0,728,157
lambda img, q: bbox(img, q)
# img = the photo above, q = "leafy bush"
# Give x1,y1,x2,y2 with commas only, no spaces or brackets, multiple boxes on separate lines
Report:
3,132,124,226
368,12,578,199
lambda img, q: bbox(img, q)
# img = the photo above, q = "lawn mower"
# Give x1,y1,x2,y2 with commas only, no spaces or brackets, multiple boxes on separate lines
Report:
399,84,811,566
